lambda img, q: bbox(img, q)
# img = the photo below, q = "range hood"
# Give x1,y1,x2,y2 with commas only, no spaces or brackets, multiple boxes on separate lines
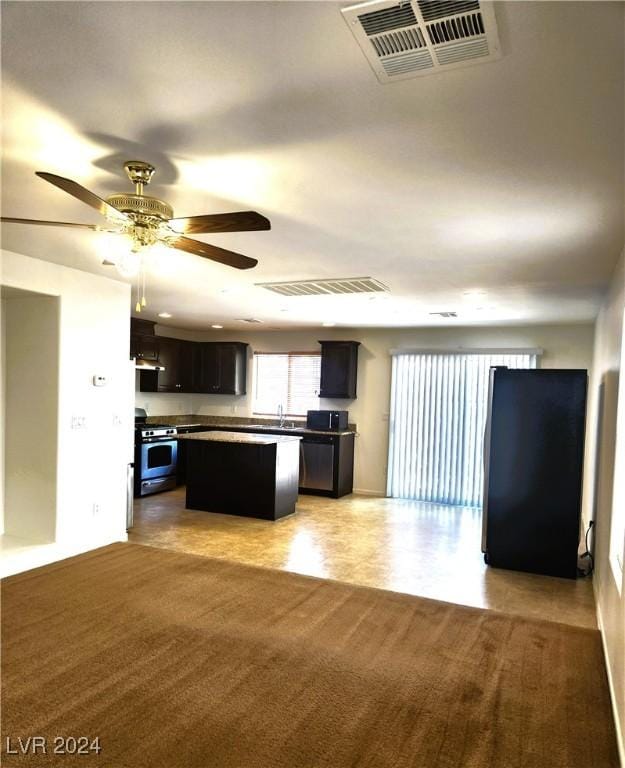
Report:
134,357,165,371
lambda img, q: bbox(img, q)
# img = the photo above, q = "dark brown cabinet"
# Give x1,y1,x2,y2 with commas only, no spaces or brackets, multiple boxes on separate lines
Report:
130,319,159,362
133,331,248,395
152,338,197,392
153,337,181,392
196,342,247,395
178,425,356,498
299,432,355,498
318,341,360,399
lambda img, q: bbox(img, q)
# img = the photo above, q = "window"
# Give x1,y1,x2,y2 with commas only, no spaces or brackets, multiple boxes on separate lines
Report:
387,351,538,506
253,352,321,416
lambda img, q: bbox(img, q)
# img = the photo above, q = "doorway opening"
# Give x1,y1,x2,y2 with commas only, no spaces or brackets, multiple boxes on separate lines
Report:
1,286,60,570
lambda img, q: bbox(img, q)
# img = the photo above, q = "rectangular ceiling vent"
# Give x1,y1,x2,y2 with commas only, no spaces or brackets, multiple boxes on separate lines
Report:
429,310,458,318
341,0,501,83
256,277,389,297
238,318,264,324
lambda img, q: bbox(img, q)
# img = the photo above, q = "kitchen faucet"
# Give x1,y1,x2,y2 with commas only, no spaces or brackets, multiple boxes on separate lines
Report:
277,403,286,427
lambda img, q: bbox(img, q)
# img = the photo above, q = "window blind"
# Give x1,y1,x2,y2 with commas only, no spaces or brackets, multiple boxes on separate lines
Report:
387,352,537,506
253,352,321,416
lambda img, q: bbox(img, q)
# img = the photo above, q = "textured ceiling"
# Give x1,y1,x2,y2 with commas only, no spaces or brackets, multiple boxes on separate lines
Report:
1,1,623,329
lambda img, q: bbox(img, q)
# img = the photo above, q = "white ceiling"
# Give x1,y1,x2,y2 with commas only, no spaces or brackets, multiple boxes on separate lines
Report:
1,1,623,330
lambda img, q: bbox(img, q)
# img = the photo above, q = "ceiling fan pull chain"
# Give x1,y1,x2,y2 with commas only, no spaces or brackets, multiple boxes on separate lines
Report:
141,264,147,308
135,273,141,314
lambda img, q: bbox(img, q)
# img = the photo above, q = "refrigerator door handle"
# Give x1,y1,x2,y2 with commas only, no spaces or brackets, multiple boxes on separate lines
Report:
481,368,496,554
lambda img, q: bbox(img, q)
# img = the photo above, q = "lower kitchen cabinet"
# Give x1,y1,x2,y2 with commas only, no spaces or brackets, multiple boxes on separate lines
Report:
299,432,354,498
178,426,355,498
176,425,211,484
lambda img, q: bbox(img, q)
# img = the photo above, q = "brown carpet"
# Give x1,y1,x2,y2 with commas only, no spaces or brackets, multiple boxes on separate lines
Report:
1,543,618,768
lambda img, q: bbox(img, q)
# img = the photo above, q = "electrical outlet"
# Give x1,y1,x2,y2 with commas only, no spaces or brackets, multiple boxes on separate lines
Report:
71,416,87,429
92,503,101,517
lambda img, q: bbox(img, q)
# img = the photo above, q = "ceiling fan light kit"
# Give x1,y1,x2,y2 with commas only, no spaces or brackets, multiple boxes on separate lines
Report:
2,160,271,311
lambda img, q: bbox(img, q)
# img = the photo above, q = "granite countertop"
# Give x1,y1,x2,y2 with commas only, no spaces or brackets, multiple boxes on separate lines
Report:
178,430,302,445
223,424,354,437
146,415,356,437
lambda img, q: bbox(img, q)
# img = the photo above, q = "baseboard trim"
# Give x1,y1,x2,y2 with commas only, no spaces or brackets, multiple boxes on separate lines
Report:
596,599,625,766
352,489,386,497
0,533,128,578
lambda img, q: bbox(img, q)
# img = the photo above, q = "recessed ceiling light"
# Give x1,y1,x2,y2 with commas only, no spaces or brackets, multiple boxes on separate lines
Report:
158,312,172,319
322,322,336,327
211,324,223,329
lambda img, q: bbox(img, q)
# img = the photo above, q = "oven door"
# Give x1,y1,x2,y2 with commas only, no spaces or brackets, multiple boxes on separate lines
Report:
140,439,177,480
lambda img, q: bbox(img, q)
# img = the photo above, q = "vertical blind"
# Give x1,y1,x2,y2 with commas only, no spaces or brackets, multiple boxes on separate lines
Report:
387,351,537,506
253,352,321,416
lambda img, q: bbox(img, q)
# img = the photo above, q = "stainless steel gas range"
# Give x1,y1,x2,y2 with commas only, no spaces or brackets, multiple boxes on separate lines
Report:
134,408,178,496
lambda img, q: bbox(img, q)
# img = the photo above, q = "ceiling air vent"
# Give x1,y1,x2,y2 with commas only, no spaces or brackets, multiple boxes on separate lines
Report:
429,311,458,318
256,277,389,297
341,0,501,83
238,318,264,324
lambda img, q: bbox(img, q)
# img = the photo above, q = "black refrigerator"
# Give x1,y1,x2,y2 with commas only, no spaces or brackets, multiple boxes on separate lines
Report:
482,368,587,579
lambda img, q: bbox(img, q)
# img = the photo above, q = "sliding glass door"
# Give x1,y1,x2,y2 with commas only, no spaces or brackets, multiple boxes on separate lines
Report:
387,352,537,506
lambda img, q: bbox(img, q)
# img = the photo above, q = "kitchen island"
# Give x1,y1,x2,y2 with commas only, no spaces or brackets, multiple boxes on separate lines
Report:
179,431,301,520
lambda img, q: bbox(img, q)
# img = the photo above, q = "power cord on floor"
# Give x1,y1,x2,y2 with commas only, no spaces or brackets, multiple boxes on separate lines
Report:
578,520,595,577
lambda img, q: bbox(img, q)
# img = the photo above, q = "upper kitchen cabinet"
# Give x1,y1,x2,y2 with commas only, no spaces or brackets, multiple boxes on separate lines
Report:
151,338,197,393
318,341,360,399
134,329,248,395
130,318,159,362
197,342,248,395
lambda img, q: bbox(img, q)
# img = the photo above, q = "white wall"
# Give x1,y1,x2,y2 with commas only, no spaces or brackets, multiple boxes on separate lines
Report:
0,300,5,534
581,251,625,761
4,292,59,542
1,250,133,573
140,322,595,495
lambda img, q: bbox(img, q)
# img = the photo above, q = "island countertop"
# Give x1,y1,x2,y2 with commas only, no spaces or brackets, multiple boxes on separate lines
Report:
178,430,302,445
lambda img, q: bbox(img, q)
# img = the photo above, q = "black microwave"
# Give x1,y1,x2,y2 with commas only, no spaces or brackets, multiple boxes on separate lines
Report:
306,410,348,431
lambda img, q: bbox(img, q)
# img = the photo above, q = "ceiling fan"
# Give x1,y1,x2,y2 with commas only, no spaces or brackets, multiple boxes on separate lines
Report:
1,160,270,308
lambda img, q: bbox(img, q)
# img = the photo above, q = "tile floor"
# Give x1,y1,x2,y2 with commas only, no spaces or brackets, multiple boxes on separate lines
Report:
130,487,596,629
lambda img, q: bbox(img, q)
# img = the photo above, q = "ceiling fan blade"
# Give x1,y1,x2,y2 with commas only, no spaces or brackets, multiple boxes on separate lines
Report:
169,235,258,270
1,216,103,230
35,172,130,223
168,211,271,234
